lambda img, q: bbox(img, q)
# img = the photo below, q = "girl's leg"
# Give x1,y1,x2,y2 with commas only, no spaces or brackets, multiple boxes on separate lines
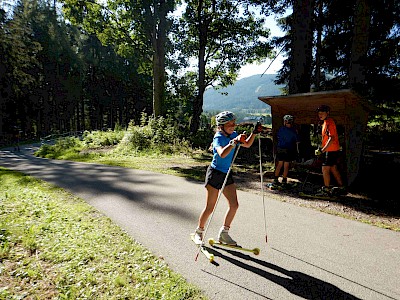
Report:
216,183,239,245
198,184,219,229
221,184,239,228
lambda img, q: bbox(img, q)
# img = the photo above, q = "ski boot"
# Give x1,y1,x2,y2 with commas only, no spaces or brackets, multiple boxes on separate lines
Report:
331,186,347,196
314,186,332,197
218,227,237,246
267,177,281,190
193,227,204,245
281,178,290,189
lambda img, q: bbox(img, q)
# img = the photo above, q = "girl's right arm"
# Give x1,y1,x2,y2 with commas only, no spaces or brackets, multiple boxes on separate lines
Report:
216,142,236,158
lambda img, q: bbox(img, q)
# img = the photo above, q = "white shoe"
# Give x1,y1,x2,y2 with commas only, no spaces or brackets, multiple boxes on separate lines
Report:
193,228,204,245
218,227,237,246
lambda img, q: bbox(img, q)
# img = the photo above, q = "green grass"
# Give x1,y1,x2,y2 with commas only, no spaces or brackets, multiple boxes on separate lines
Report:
0,167,207,299
37,146,213,182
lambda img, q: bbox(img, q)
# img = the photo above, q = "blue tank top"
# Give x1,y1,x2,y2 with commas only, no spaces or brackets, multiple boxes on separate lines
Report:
277,126,299,150
210,131,239,173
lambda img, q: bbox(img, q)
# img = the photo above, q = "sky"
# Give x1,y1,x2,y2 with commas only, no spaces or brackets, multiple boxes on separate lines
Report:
237,14,286,79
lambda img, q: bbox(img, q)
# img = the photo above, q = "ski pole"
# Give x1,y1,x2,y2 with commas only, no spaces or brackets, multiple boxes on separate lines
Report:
301,156,316,192
195,141,242,262
258,136,268,244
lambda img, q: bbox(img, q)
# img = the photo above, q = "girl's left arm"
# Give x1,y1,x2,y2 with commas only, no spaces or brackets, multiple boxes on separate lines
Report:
241,132,257,148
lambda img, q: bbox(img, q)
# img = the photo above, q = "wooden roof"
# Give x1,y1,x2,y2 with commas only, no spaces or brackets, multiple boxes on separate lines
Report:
258,89,373,125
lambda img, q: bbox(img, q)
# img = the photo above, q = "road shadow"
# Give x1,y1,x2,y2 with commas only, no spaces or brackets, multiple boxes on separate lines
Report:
0,149,197,221
205,246,362,300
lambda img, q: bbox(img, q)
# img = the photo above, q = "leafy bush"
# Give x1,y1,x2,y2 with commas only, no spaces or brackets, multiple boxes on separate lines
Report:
190,127,214,149
117,115,191,154
35,137,82,158
118,124,152,151
366,121,400,151
146,114,181,144
82,130,124,148
34,144,53,158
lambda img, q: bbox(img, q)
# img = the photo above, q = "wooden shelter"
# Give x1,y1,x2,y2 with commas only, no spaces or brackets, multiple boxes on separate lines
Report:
258,89,373,186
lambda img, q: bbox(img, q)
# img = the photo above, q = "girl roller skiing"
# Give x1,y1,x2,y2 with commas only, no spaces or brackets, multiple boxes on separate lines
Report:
193,111,262,246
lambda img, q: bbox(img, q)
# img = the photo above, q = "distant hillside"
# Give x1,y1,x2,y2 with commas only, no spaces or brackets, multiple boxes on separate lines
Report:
203,74,284,113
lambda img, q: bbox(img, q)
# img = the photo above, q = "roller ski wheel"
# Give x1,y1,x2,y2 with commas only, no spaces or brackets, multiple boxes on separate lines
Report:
208,238,260,255
331,186,348,196
266,182,283,191
267,182,296,191
190,234,214,262
298,191,339,201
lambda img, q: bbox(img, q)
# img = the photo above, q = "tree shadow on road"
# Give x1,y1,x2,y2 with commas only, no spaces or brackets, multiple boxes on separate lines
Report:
206,246,363,300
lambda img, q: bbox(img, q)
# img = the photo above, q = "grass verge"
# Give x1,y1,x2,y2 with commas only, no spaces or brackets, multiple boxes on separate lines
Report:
0,167,207,299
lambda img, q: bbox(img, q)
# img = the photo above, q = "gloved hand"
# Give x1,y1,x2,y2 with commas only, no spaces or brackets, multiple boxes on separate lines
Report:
237,133,247,143
315,148,322,156
253,121,263,134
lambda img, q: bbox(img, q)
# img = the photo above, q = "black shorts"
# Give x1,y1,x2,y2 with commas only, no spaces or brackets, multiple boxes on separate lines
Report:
322,151,340,166
276,148,296,162
205,166,234,190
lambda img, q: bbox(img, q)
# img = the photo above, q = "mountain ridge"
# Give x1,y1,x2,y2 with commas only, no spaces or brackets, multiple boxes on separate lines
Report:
203,74,284,113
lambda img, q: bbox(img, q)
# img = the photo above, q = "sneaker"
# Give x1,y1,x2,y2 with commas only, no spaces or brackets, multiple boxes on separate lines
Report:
218,227,237,246
193,228,204,245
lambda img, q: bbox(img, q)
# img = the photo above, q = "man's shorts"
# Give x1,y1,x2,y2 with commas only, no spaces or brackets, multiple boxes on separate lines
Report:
276,148,296,162
205,166,234,190
322,151,340,166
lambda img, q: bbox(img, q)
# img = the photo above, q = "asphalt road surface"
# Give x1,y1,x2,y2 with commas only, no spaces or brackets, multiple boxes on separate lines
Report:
1,145,399,300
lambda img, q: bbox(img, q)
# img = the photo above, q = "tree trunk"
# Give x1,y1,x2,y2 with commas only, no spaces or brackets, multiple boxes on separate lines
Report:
289,0,315,160
349,0,370,92
152,0,168,117
314,0,323,91
190,0,213,133
289,0,315,94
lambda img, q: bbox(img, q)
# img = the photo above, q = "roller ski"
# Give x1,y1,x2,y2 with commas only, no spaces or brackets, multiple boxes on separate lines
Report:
266,182,283,191
208,227,260,255
208,238,260,255
190,233,214,263
267,181,298,191
299,186,347,200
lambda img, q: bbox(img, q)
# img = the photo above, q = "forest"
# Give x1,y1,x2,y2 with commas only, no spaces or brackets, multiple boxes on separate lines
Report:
0,0,399,149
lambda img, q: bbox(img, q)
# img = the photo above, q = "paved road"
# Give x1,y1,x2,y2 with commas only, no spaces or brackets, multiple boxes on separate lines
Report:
1,145,399,300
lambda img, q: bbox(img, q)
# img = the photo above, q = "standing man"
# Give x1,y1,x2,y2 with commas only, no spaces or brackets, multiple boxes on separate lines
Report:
273,114,300,187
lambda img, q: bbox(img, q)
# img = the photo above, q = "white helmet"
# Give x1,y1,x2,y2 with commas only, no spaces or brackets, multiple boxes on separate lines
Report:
216,111,236,125
283,114,294,123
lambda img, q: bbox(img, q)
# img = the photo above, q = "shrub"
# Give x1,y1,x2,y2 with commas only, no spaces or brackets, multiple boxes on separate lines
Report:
82,130,124,148
118,125,152,151
34,137,82,159
190,127,214,149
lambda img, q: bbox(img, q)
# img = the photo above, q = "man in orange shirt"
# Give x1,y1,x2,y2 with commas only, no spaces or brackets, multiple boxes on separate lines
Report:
315,105,346,196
